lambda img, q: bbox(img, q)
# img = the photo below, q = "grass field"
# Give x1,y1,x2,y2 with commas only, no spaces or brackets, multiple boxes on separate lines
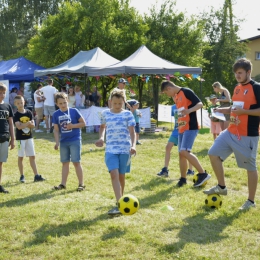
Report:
1,128,260,260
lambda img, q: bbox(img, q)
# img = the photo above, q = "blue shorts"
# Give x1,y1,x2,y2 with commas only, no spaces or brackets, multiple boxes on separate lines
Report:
135,123,140,134
60,140,81,162
168,136,178,146
105,153,130,174
178,130,198,152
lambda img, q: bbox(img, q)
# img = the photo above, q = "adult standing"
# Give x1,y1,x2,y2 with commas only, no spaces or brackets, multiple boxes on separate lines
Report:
205,58,260,210
212,81,231,130
92,86,101,106
41,79,57,133
9,87,18,112
17,85,24,97
108,78,130,109
34,83,45,132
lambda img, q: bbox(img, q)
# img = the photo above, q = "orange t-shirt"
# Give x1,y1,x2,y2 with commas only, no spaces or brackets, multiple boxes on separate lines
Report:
228,80,260,136
175,88,201,133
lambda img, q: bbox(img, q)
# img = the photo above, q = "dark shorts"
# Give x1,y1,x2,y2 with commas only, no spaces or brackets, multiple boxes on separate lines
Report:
135,123,140,134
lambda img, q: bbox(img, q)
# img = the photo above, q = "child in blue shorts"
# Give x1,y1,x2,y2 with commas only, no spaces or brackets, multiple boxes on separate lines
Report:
157,103,194,177
52,92,86,191
95,89,136,215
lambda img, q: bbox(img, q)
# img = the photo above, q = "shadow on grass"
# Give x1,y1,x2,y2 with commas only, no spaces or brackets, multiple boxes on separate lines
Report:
0,190,74,208
24,212,110,246
101,226,126,241
160,210,242,254
193,148,209,157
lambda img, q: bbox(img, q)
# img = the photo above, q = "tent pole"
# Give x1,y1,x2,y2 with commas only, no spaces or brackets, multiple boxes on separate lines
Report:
200,79,203,128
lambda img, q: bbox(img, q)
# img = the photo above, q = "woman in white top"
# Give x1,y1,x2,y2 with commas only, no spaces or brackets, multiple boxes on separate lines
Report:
68,87,76,107
74,85,83,108
34,83,45,132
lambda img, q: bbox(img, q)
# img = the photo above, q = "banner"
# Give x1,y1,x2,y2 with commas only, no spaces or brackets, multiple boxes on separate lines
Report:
158,104,174,123
80,106,151,128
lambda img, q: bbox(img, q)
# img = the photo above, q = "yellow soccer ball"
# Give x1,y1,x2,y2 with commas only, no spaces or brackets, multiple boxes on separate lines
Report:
118,194,140,215
205,194,223,209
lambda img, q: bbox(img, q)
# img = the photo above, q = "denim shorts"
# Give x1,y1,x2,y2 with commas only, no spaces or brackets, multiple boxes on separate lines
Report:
60,139,81,162
178,130,198,152
105,153,130,174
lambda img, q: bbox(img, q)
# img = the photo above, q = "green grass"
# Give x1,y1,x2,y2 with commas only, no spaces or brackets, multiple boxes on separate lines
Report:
1,128,260,260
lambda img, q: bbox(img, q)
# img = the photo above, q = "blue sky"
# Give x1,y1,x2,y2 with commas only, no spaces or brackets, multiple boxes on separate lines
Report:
130,0,259,40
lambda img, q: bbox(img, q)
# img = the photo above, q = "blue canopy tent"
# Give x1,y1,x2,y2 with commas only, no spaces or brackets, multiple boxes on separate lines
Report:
0,57,45,90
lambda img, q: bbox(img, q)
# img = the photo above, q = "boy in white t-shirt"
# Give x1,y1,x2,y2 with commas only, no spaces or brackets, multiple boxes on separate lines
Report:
95,89,136,215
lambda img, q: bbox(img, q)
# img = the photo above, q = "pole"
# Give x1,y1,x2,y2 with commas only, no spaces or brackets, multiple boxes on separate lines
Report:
200,79,203,128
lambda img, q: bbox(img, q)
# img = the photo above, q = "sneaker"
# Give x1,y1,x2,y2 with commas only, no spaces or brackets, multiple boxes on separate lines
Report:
239,200,256,210
107,206,122,215
136,141,142,145
50,126,54,133
34,174,45,182
187,169,194,175
20,175,25,183
35,129,43,133
0,185,9,193
193,172,211,187
157,167,169,177
203,185,227,195
176,178,187,187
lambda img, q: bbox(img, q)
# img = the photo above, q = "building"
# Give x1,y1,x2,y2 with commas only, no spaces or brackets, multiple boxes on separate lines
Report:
240,35,260,78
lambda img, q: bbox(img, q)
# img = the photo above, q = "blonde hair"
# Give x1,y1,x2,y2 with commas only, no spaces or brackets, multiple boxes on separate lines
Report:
212,82,224,90
55,92,68,103
0,82,7,91
14,95,24,101
110,89,125,100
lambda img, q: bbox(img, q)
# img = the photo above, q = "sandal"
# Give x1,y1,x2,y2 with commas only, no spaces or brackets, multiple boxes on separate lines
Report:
77,185,85,192
53,184,66,190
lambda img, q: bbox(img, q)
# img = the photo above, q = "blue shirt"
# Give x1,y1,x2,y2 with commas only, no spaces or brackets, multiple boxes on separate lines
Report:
133,109,141,123
171,104,178,138
52,108,82,142
101,109,135,154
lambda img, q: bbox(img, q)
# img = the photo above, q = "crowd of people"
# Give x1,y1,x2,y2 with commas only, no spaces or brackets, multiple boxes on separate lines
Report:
0,58,259,214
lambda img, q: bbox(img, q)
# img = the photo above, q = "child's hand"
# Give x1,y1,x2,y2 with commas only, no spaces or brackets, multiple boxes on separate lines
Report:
130,147,136,155
66,123,73,130
9,140,15,150
95,139,104,147
54,143,59,150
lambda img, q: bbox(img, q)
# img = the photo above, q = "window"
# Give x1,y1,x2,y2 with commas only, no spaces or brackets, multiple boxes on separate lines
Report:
255,52,260,60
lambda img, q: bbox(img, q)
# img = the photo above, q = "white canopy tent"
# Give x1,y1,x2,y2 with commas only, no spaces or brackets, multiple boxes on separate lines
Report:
89,45,202,76
34,47,120,77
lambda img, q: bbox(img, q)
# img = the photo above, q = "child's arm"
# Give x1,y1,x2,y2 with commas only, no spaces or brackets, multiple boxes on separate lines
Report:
15,121,31,130
129,125,136,155
95,124,106,147
66,116,86,130
53,124,59,150
8,117,15,150
182,102,203,116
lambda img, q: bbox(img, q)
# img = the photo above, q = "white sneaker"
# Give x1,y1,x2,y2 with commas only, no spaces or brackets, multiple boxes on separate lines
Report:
203,185,227,195
35,129,43,133
239,200,256,210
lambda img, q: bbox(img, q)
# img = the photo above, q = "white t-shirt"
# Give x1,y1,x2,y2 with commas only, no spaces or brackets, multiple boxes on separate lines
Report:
100,109,135,154
41,85,57,106
34,91,44,108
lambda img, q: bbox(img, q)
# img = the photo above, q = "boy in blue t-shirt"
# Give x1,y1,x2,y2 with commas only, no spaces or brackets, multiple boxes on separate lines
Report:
130,100,142,145
52,92,86,191
157,103,194,177
95,89,136,215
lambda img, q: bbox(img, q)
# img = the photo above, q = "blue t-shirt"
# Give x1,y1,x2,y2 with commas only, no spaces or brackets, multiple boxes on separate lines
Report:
100,109,135,154
52,108,82,142
133,109,141,123
171,104,178,138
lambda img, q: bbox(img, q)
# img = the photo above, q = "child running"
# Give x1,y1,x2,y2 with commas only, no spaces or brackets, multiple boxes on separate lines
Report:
95,89,136,215
13,95,45,183
52,92,86,191
161,80,211,187
0,82,15,193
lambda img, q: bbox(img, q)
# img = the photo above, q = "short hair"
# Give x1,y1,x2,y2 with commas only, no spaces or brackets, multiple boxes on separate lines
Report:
161,80,175,92
55,92,68,103
0,82,7,91
37,83,42,88
233,58,252,72
47,79,53,84
212,81,223,89
14,95,24,101
110,89,125,100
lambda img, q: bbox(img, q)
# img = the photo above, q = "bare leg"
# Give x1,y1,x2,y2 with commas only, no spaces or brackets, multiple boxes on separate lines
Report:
247,170,258,201
35,117,40,130
45,115,49,130
29,156,38,175
119,173,125,196
188,161,193,171
110,169,122,202
0,162,3,184
73,162,84,185
164,142,174,168
209,155,225,185
136,133,139,142
179,150,204,178
61,162,70,186
18,157,24,175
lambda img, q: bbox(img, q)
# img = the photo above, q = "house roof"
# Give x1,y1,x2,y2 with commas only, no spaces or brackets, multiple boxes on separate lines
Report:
240,35,260,42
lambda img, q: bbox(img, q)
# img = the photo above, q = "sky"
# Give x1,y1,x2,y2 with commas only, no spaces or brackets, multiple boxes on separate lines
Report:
129,0,259,40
